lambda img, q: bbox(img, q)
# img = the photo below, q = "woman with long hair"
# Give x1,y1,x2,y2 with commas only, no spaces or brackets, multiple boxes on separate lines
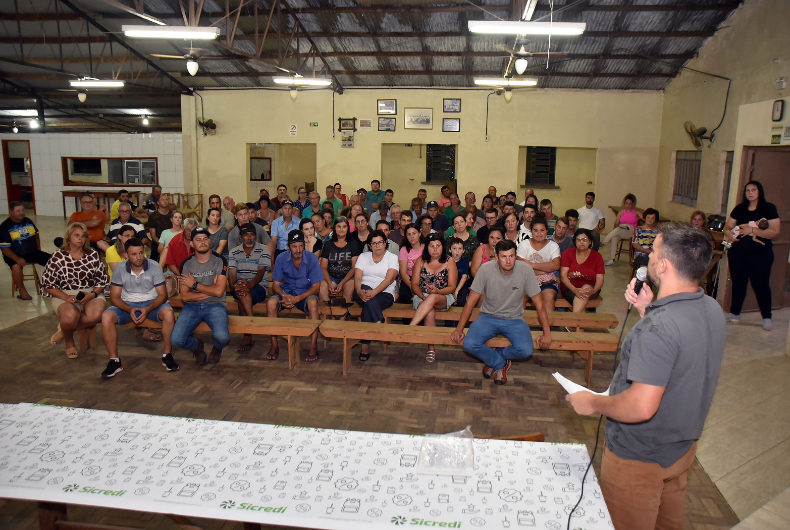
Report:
105,225,136,280
517,218,561,312
319,216,361,310
398,223,424,305
409,233,458,361
42,223,109,359
347,204,363,232
560,229,605,313
157,210,184,268
313,211,333,244
724,180,781,330
603,193,642,266
471,227,504,278
300,217,323,257
204,207,229,254
478,195,494,220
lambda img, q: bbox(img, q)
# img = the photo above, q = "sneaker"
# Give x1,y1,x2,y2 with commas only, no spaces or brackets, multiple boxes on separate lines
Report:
494,360,512,386
724,313,740,322
162,353,179,372
207,346,222,364
763,319,773,331
482,365,495,379
101,359,123,378
605,260,615,266
193,339,207,365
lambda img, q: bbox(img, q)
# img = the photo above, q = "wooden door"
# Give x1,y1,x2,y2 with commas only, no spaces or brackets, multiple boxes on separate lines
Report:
2,140,35,213
726,147,790,311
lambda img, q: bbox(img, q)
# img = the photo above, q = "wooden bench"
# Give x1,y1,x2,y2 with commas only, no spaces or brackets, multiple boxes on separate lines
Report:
124,316,320,369
319,320,619,387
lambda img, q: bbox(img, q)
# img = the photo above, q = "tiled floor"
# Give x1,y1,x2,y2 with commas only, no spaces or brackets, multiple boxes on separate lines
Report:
2,216,789,528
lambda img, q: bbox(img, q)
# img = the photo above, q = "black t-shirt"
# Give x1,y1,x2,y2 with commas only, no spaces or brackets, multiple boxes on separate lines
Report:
431,214,450,235
0,216,39,257
730,201,779,250
322,239,361,280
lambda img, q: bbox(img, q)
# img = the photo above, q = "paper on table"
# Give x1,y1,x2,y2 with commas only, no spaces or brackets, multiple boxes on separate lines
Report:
553,372,610,396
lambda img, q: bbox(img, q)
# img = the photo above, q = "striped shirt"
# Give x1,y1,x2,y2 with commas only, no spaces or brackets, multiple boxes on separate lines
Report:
227,242,271,291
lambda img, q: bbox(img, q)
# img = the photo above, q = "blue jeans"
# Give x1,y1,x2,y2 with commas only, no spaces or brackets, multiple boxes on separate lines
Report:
170,303,230,352
463,313,534,370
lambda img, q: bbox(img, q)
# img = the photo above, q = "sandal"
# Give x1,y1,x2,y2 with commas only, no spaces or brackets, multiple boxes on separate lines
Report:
359,352,370,362
50,326,64,346
426,350,436,363
305,352,319,363
265,350,279,361
237,341,254,353
65,346,79,359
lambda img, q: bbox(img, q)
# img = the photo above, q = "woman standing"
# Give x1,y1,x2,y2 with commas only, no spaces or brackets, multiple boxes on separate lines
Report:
690,210,707,230
300,218,323,257
257,197,277,227
603,193,642,266
471,227,504,277
398,224,424,305
409,233,458,361
517,218,561,312
105,225,136,281
320,216,361,309
42,223,108,358
205,208,229,254
560,229,605,313
724,181,781,330
503,212,521,243
447,213,479,259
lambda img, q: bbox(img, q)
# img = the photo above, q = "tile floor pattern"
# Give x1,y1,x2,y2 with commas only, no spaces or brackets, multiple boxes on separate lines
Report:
0,215,784,528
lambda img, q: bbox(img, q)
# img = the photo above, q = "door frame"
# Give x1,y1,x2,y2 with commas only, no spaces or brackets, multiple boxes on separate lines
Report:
2,139,36,215
722,144,790,310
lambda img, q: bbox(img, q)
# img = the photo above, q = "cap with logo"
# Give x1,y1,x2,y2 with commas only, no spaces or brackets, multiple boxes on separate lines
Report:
288,229,305,245
427,201,439,209
191,227,210,239
239,222,256,236
281,200,294,207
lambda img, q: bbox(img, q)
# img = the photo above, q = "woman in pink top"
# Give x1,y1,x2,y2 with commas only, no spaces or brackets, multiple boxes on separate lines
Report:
398,224,424,305
603,193,642,265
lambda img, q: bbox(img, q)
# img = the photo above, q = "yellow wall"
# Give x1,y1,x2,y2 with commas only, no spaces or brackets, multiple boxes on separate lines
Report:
654,0,790,221
516,147,598,215
380,143,432,207
182,88,662,228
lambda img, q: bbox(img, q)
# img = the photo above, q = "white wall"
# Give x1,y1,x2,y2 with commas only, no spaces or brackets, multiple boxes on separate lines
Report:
0,132,184,216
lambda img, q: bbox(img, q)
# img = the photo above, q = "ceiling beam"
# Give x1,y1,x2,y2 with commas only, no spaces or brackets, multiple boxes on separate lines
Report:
90,0,166,25
0,2,741,21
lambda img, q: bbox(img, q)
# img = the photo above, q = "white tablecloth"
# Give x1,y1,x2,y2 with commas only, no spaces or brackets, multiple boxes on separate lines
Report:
0,403,611,529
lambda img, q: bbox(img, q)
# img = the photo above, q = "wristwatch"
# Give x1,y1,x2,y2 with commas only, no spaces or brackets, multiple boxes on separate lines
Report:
192,280,198,290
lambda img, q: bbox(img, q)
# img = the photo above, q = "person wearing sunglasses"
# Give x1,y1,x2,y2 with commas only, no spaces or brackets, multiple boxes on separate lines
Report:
559,228,605,313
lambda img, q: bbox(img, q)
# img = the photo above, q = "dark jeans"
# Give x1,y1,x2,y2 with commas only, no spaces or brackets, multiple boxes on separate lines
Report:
353,284,395,344
170,303,230,352
728,248,774,318
397,280,413,324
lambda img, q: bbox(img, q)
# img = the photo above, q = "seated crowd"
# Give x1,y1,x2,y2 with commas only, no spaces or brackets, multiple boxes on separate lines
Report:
4,181,685,384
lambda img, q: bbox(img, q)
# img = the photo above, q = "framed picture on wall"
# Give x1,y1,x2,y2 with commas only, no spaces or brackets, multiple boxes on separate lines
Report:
443,99,461,113
442,118,460,132
338,117,357,132
404,108,433,130
377,99,397,115
378,117,396,131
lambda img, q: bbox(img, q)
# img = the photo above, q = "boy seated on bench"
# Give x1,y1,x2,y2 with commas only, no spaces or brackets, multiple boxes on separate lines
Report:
228,223,271,352
266,230,323,362
100,237,176,378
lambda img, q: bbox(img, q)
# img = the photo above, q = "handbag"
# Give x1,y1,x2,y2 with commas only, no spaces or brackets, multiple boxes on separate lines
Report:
165,275,180,298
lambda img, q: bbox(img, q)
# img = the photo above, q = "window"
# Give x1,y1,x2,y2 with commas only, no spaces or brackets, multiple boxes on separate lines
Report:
525,146,557,186
72,158,102,175
673,151,702,206
721,151,734,216
425,144,456,182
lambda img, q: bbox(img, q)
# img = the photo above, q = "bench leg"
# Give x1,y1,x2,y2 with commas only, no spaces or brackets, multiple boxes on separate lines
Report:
579,350,594,388
38,501,67,530
288,336,299,370
342,338,360,376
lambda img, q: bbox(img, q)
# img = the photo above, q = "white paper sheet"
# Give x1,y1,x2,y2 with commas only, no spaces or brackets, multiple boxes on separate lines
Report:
553,373,610,396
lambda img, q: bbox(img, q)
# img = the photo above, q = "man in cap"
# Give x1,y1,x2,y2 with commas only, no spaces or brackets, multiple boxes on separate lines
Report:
228,223,271,353
269,199,301,264
170,226,230,365
266,230,323,362
426,200,450,235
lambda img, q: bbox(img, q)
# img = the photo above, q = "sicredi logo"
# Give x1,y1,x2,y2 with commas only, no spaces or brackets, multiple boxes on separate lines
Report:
220,500,287,513
409,518,462,527
62,484,126,497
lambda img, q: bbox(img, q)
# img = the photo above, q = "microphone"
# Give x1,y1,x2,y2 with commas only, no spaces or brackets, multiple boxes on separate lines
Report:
634,267,648,296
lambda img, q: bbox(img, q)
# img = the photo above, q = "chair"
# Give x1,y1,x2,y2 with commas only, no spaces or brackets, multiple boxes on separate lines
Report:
701,250,724,296
614,238,629,261
628,239,636,280
11,263,41,297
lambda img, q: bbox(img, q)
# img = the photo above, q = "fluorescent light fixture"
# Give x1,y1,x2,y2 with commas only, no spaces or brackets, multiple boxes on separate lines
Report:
468,20,585,36
0,109,38,116
123,25,220,39
474,78,538,87
70,79,125,88
123,109,152,115
272,77,332,86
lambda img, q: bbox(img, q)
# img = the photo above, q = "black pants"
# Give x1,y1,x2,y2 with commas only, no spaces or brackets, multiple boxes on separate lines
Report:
353,285,394,344
3,249,51,269
728,248,774,318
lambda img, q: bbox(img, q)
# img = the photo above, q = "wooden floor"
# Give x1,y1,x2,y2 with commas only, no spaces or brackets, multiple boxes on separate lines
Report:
0,314,739,529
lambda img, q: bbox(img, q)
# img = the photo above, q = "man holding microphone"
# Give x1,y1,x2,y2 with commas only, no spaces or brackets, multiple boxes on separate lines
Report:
566,223,725,530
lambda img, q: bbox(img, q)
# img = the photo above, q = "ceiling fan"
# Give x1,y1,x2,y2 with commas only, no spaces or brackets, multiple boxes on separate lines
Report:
149,48,215,76
495,40,568,74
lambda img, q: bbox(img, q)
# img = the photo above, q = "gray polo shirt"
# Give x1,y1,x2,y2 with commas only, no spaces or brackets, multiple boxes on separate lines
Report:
605,289,725,467
470,261,540,320
110,258,165,303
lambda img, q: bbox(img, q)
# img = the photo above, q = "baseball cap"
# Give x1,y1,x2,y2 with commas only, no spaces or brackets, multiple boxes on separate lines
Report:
427,201,439,209
357,188,366,194
239,223,256,236
281,200,294,207
288,230,305,244
191,227,209,239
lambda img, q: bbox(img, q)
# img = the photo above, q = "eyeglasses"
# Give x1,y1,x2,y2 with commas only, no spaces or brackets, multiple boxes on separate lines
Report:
576,238,590,242
370,240,385,246
355,220,366,225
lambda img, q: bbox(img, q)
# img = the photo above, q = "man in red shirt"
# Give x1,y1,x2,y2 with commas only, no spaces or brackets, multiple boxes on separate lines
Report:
164,218,197,275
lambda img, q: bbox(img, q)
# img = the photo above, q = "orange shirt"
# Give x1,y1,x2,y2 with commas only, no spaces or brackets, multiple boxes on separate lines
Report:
69,210,106,242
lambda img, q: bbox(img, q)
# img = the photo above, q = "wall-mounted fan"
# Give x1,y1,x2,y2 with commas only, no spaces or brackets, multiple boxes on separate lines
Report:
684,121,712,149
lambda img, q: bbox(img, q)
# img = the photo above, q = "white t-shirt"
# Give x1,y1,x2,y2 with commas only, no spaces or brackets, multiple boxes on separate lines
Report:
355,251,400,296
516,239,560,285
578,205,605,230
